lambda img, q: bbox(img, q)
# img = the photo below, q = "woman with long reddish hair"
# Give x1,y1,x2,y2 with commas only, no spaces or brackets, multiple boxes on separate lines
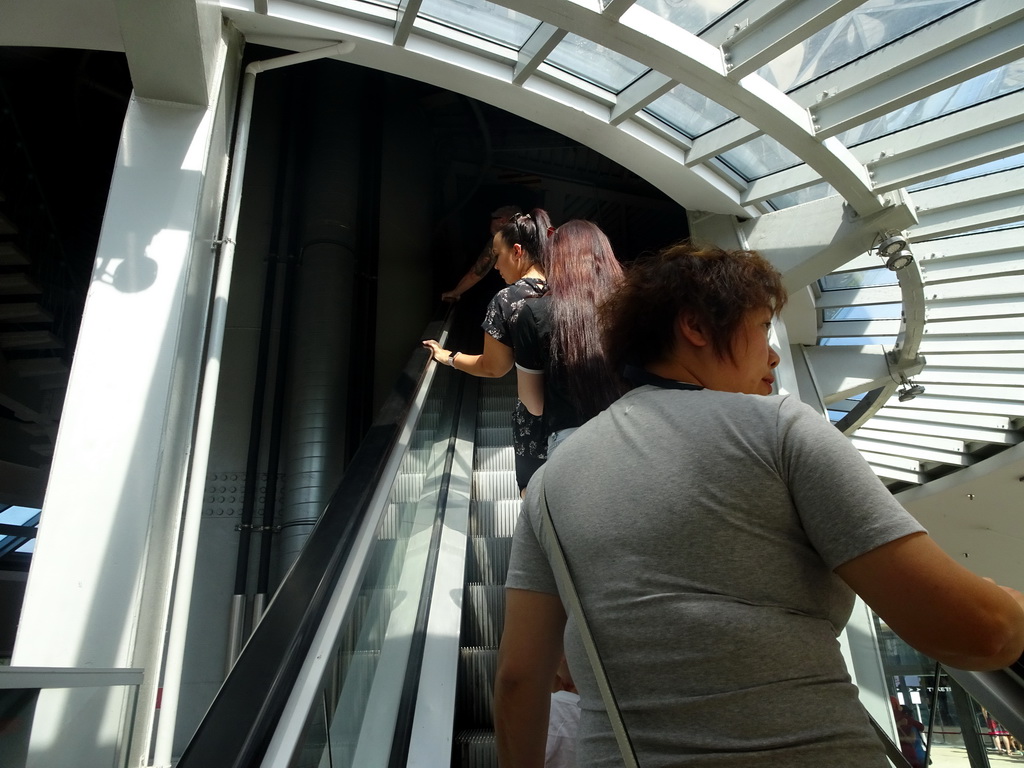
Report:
512,219,624,456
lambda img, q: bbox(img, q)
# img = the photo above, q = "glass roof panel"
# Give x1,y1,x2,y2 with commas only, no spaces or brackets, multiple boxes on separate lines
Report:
767,182,836,211
758,0,965,92
839,59,1024,146
644,82,738,138
820,336,897,346
820,268,898,291
719,134,801,179
823,303,903,322
418,0,540,47
634,0,739,34
909,152,1024,192
547,33,649,92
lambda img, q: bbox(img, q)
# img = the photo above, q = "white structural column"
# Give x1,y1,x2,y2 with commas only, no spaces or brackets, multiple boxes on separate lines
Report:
11,36,237,768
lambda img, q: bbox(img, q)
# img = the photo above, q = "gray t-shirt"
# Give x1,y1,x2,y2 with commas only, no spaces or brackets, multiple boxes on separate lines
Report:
507,386,925,767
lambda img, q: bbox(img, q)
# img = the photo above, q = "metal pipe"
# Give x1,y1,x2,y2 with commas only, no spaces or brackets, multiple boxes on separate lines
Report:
152,41,354,767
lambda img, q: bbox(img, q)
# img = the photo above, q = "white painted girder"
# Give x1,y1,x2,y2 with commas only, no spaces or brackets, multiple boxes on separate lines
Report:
919,337,1024,354
864,416,1018,447
115,0,223,105
924,275,1024,303
920,352,1024,370
513,22,565,84
740,190,916,292
926,296,1024,322
911,167,1024,240
920,315,1024,338
802,344,923,404
917,228,1022,261
919,368,1024,388
868,124,1024,194
873,405,1013,432
610,70,675,125
866,463,925,486
887,394,1024,419
796,2,1024,135
722,0,864,80
851,437,972,467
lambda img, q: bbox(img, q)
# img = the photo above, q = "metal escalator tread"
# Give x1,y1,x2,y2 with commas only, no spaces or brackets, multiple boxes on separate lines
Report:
453,375,520,768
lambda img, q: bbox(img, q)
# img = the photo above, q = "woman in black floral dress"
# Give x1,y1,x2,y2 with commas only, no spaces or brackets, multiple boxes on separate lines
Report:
424,209,552,491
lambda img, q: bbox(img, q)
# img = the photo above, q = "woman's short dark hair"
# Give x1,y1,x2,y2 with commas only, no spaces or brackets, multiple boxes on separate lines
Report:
495,208,553,267
601,241,787,372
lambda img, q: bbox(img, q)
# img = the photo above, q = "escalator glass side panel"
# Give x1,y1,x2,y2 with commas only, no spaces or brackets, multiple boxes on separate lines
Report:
280,363,463,768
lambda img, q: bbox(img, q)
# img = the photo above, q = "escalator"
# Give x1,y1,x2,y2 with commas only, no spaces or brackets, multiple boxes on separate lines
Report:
175,315,1024,768
176,314,516,768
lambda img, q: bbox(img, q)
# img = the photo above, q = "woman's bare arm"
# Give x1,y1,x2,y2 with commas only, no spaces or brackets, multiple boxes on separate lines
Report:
494,588,566,767
836,531,1024,670
422,333,514,378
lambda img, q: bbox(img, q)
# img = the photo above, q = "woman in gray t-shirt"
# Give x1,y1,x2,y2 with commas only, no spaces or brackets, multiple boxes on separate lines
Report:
494,243,1024,767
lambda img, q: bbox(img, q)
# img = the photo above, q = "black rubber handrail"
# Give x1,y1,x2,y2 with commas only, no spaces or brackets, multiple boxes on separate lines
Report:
176,307,454,768
943,654,1024,744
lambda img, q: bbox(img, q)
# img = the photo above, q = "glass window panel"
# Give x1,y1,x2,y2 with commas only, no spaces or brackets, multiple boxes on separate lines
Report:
839,60,1024,147
547,33,648,92
823,303,902,322
644,82,738,137
819,335,897,346
820,268,898,291
418,0,540,47
634,0,739,34
768,181,836,211
0,506,38,526
758,0,964,92
909,152,1024,192
720,134,801,179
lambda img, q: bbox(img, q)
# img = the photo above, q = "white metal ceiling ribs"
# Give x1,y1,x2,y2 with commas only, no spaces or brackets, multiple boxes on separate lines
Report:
217,0,1024,494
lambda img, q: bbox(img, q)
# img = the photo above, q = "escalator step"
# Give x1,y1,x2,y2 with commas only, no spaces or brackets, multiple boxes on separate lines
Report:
467,536,513,585
473,445,514,472
461,584,505,648
468,499,520,537
471,471,518,502
474,426,514,447
453,729,496,768
457,647,497,729
391,472,427,503
476,411,513,430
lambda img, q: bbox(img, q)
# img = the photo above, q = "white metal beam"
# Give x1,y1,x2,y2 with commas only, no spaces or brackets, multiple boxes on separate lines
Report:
873,406,1013,432
806,4,1024,137
722,0,864,80
862,92,1024,192
886,393,1024,418
115,0,223,105
740,190,916,292
818,319,902,338
802,344,924,405
610,70,675,125
911,167,1024,240
862,416,1018,447
687,118,760,167
919,367,1024,388
851,437,972,467
394,0,424,47
926,296,1024,323
513,22,566,84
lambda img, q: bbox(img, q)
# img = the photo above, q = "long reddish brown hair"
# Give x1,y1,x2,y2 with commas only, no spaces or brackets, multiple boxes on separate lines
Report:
547,220,625,420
